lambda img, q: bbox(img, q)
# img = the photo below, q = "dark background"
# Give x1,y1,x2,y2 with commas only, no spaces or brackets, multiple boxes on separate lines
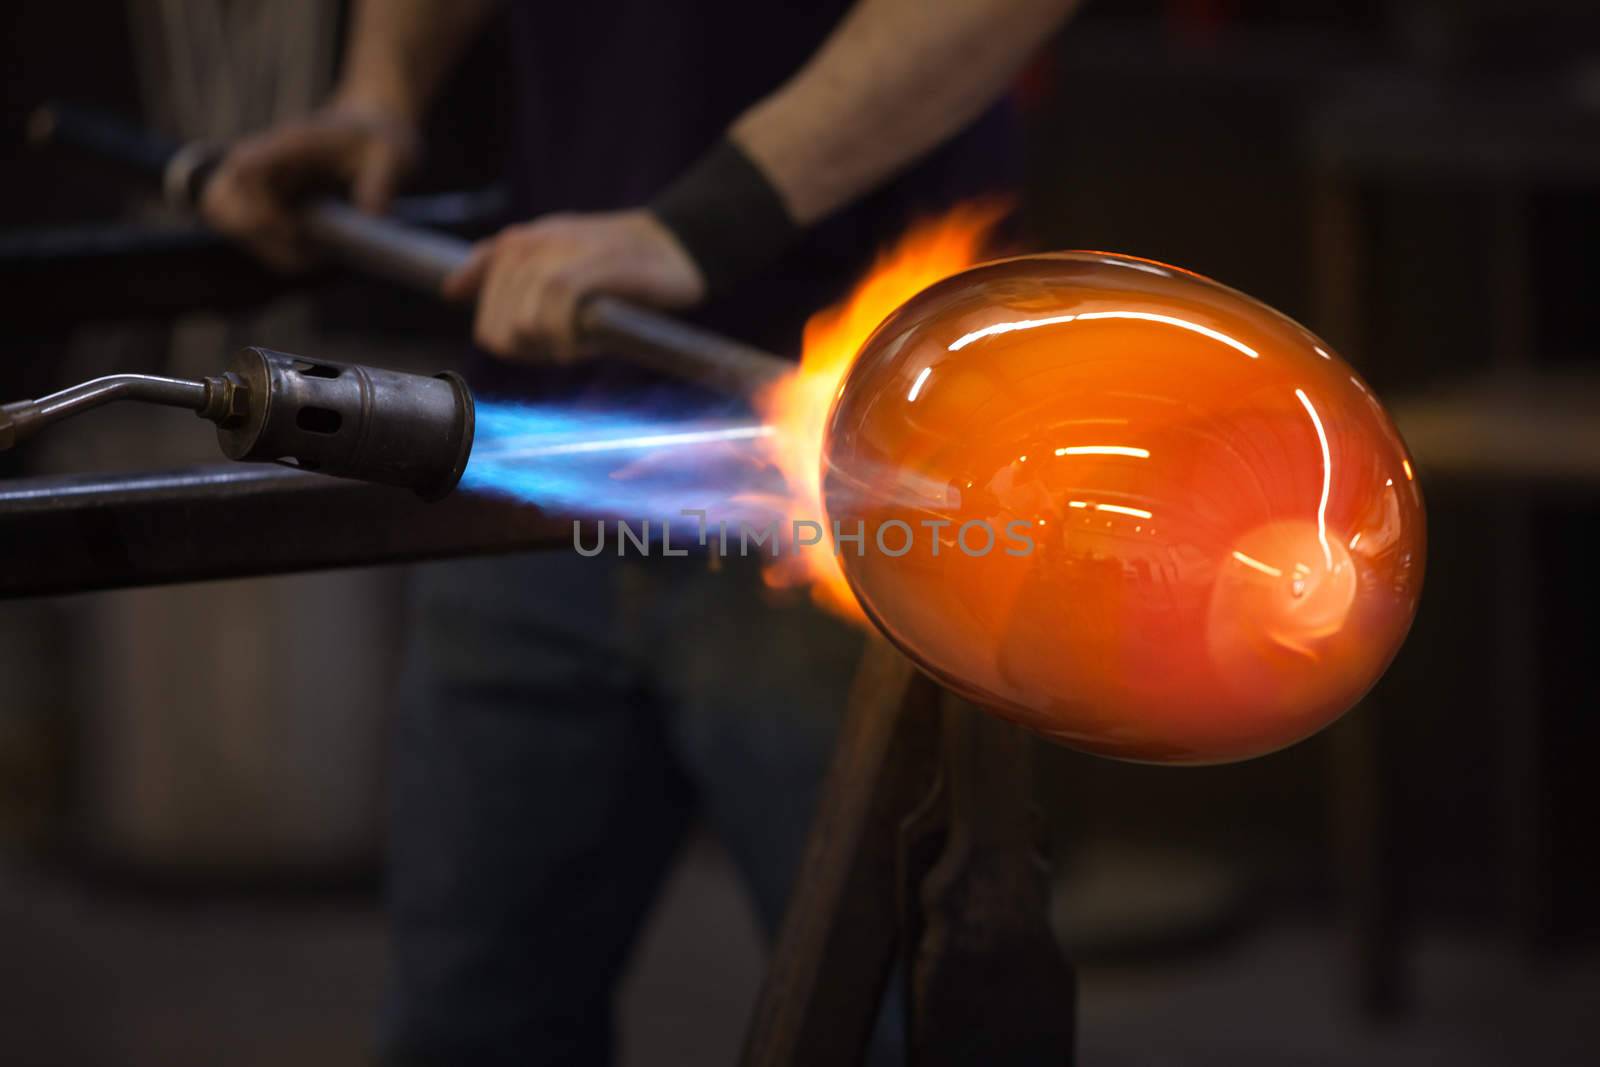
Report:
2,1,1598,1064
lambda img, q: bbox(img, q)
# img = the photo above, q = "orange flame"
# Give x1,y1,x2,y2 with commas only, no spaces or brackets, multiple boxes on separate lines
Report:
755,202,1008,621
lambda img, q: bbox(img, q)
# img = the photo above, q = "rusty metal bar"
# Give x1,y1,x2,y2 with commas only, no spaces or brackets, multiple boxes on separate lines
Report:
741,640,942,1066
740,641,1078,1066
907,697,1076,1065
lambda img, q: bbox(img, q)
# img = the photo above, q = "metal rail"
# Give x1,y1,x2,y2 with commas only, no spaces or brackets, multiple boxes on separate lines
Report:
0,463,574,600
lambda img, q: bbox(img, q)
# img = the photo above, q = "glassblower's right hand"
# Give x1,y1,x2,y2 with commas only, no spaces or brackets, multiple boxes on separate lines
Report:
200,107,420,270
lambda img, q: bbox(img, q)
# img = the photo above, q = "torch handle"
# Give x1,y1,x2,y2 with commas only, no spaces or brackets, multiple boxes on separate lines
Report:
0,373,220,452
32,103,793,400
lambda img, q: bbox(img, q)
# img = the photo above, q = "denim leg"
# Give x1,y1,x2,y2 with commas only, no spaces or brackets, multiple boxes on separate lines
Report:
647,561,865,933
379,553,694,1067
650,561,906,1064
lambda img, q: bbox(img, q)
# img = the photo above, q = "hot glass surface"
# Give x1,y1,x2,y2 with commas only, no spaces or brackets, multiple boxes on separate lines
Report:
823,253,1425,763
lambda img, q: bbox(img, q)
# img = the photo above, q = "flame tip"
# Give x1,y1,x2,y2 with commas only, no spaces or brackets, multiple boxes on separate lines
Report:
755,201,1008,621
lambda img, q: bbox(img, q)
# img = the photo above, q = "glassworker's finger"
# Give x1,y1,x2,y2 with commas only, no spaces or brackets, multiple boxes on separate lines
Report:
474,244,530,355
531,270,583,364
353,144,402,216
505,255,562,362
442,239,497,302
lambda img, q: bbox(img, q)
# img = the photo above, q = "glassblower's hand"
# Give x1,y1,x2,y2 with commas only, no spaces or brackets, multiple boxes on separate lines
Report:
442,209,707,364
200,107,420,270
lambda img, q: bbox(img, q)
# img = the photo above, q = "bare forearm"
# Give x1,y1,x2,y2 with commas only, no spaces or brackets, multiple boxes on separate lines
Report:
332,0,497,121
732,0,1078,225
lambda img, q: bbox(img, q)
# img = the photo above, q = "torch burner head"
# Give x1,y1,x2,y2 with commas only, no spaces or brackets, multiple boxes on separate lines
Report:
215,347,474,499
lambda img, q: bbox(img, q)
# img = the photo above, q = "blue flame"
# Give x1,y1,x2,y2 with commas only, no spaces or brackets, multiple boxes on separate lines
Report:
461,399,785,524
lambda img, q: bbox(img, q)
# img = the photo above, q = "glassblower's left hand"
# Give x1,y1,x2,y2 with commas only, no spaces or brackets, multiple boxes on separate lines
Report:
442,209,707,364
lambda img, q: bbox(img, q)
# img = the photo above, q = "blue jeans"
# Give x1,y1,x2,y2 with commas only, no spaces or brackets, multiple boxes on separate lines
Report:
378,551,865,1065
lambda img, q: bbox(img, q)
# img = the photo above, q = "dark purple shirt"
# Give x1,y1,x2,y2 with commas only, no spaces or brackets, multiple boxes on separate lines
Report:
490,0,1021,395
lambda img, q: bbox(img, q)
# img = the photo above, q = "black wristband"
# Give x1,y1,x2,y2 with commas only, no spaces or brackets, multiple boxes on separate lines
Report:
649,138,799,297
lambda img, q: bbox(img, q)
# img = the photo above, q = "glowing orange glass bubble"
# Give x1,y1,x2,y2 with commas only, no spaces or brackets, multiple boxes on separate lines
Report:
822,253,1425,764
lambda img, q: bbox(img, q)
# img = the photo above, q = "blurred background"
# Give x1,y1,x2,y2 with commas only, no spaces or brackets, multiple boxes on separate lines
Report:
2,0,1598,1064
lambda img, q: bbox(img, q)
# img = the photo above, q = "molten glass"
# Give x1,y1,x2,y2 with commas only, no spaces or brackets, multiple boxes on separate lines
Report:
822,253,1425,764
